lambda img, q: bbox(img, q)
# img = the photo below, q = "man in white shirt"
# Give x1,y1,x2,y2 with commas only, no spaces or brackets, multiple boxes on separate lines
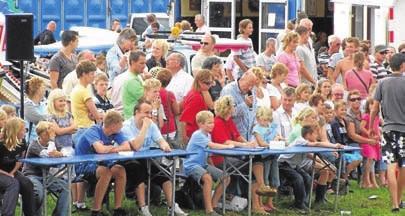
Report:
166,53,194,148
256,38,277,74
166,53,194,103
194,14,210,34
273,87,296,139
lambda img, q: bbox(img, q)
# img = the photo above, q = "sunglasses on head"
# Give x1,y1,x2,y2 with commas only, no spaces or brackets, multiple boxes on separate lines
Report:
200,41,209,45
349,97,361,102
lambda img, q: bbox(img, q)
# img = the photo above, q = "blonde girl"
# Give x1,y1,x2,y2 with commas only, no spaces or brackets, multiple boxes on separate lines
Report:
294,83,311,113
251,67,271,109
47,89,86,209
252,106,280,211
0,118,35,215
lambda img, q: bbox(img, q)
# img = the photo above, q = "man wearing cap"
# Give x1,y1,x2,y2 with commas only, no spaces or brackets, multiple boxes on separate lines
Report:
370,45,390,80
370,53,405,213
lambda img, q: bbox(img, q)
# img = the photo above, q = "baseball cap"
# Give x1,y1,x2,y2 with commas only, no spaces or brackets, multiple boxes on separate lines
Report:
374,45,388,54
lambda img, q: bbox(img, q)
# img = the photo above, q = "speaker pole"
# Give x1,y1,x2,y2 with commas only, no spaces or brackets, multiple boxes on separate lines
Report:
19,60,24,119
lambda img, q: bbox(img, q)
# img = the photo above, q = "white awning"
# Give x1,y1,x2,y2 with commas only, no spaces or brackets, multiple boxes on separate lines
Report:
331,0,396,7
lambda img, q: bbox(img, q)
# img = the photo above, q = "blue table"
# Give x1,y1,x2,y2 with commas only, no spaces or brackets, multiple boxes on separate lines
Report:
21,149,195,216
206,146,361,216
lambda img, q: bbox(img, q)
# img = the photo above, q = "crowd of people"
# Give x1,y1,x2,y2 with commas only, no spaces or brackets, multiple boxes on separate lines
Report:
1,12,405,216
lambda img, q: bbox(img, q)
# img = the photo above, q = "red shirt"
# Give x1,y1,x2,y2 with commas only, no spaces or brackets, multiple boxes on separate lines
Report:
159,88,176,134
211,116,241,166
180,89,208,137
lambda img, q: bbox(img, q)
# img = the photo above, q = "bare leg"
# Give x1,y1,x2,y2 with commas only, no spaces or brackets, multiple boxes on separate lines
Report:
93,166,112,211
111,165,126,209
252,163,265,212
361,159,372,188
162,180,173,207
396,167,405,208
387,163,399,209
201,174,214,213
136,183,146,207
212,176,230,208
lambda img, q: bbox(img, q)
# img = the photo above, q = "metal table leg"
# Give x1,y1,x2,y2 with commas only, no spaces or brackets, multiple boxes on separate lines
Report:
308,154,317,210
67,165,72,216
170,157,177,216
42,167,47,216
147,159,151,208
334,154,343,211
222,157,227,215
248,155,253,216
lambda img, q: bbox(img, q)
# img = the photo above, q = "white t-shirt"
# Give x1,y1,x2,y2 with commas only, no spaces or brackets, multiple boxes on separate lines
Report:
196,25,210,34
166,69,194,102
256,86,271,108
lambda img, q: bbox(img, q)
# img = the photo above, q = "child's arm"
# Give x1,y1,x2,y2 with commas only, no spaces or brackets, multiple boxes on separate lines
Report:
359,120,369,136
53,118,77,135
254,133,268,147
208,141,234,149
308,140,344,149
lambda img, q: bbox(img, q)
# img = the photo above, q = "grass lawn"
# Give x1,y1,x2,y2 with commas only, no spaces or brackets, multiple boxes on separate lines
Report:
15,181,404,215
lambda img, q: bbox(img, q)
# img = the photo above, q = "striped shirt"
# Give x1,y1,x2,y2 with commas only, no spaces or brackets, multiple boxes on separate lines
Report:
370,61,390,80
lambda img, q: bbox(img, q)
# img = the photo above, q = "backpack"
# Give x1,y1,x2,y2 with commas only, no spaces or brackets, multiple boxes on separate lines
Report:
175,177,204,210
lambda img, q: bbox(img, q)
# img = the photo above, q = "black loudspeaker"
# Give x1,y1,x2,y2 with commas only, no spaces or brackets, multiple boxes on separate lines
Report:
6,14,34,61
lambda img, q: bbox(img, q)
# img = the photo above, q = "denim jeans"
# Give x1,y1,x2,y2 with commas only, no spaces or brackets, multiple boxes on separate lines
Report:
28,175,69,216
279,163,312,207
0,173,20,216
263,156,280,188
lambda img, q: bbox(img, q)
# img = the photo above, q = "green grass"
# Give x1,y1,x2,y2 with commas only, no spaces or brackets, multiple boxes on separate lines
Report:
15,181,404,215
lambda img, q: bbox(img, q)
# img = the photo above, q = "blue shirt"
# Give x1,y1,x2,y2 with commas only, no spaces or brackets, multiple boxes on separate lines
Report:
121,117,163,151
252,123,278,144
75,125,127,155
220,81,257,141
106,43,126,84
184,130,210,175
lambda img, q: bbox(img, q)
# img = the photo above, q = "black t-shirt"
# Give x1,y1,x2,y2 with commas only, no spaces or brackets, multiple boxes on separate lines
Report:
209,80,222,102
146,57,166,70
34,29,56,45
0,140,27,173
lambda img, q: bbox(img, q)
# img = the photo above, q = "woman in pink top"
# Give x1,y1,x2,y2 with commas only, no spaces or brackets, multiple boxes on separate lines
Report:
276,32,300,87
344,52,375,99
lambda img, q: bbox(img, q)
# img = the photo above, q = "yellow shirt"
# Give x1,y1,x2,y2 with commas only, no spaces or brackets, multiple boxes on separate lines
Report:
71,84,94,128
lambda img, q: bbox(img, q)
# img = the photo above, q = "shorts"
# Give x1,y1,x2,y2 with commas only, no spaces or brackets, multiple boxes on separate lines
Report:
188,165,224,186
123,159,170,188
382,131,405,167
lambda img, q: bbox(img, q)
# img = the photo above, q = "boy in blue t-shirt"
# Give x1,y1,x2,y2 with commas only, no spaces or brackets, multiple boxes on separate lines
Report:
184,111,234,216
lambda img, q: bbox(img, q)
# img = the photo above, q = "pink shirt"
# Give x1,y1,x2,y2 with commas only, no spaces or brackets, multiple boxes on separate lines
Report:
276,51,300,87
344,69,374,99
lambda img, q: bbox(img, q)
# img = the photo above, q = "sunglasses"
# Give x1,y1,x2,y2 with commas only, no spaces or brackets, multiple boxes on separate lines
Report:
202,81,213,86
379,51,387,55
349,97,361,102
200,41,209,45
334,93,344,97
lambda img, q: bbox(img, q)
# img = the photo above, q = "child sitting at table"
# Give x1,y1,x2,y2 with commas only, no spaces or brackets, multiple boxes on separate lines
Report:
23,121,69,216
252,106,280,212
47,88,86,210
184,110,233,216
279,124,343,212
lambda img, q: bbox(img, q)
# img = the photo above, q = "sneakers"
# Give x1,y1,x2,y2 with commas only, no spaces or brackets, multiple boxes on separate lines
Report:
75,202,89,211
140,205,153,216
256,185,278,197
168,203,188,216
